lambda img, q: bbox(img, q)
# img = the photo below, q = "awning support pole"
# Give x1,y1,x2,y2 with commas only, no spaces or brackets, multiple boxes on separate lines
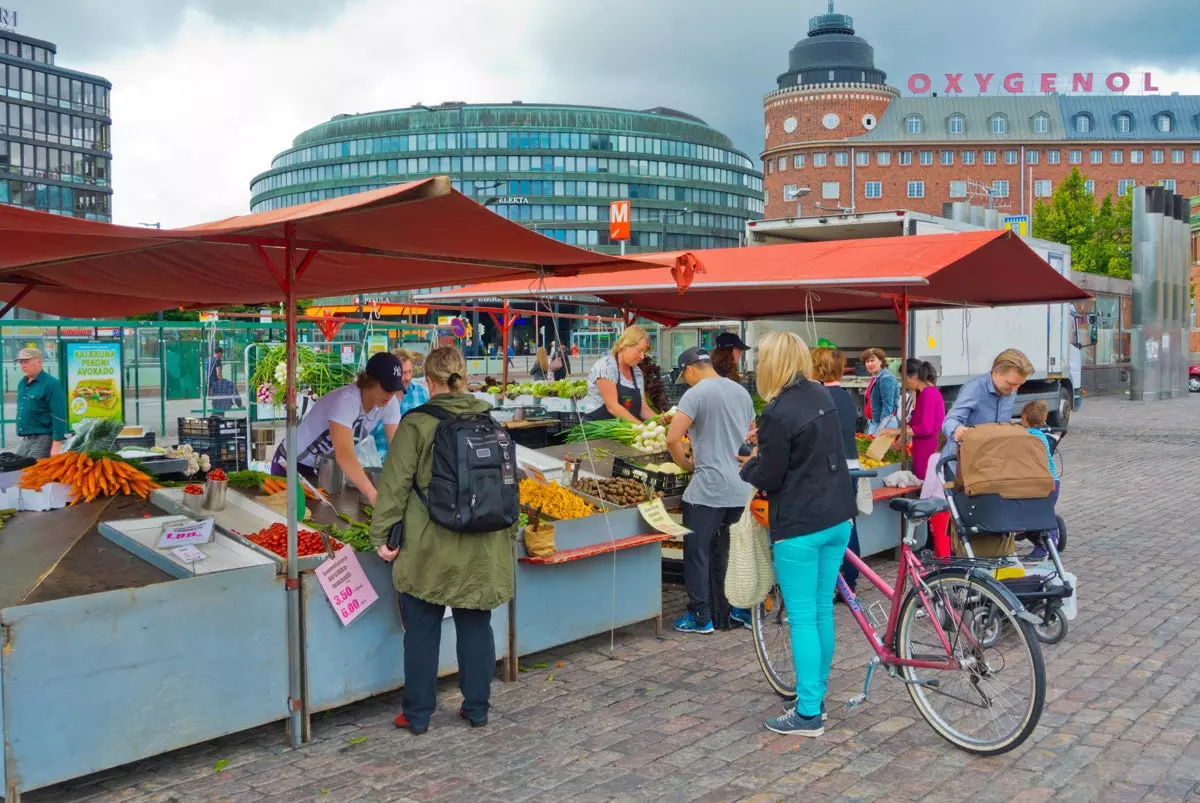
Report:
499,299,511,390
894,288,911,562
0,285,34,320
282,223,305,747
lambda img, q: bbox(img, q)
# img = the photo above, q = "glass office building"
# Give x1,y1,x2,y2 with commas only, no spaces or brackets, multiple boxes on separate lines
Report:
0,30,113,221
250,103,763,253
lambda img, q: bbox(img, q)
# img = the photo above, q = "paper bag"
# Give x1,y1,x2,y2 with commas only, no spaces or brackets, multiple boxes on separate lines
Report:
865,432,896,463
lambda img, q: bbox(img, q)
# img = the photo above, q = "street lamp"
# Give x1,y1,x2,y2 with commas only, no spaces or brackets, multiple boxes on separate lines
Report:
783,186,811,217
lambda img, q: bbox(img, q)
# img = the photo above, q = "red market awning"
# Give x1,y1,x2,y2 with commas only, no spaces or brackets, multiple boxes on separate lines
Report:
421,229,1090,325
0,177,661,318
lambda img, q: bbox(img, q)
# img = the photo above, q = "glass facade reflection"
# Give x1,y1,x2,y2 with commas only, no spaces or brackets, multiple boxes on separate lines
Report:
0,31,113,221
250,103,763,253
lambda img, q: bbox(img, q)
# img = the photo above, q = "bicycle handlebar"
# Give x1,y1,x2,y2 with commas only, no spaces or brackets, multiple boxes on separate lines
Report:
849,469,878,480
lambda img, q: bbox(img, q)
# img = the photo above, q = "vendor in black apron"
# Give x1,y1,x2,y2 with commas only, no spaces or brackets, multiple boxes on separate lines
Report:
578,325,658,424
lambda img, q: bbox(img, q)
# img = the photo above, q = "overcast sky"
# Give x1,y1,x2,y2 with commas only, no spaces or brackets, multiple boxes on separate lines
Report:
22,0,1200,226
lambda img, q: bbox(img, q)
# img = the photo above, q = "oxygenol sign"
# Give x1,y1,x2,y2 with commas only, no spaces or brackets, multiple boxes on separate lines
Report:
907,72,1159,95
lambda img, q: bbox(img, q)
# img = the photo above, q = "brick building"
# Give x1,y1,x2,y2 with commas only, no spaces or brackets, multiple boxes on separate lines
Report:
763,7,1200,220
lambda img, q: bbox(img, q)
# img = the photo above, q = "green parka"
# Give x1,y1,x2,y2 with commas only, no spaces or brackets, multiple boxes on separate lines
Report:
369,392,515,610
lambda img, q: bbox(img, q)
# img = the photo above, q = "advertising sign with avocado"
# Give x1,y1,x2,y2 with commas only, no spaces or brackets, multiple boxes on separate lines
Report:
66,342,124,425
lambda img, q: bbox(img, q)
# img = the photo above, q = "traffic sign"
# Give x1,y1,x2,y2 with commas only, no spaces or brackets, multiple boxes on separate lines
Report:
1003,215,1030,237
450,318,467,338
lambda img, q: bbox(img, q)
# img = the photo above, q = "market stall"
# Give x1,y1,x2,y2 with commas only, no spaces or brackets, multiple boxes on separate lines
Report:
0,178,667,800
423,228,1092,559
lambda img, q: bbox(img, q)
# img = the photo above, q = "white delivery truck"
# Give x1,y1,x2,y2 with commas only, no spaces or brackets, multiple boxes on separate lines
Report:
741,209,1086,428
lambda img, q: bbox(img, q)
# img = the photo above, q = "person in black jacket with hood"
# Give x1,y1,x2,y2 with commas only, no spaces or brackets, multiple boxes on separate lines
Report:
740,331,857,739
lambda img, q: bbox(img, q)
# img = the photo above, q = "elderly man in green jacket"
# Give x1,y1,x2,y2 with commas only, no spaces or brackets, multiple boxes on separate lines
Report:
370,347,514,735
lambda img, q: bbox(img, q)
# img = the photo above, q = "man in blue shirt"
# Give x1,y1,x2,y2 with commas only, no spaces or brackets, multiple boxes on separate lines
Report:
941,348,1035,456
373,348,429,460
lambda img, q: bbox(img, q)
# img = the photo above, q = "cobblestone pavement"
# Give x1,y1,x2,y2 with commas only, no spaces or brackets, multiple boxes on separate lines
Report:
23,395,1200,803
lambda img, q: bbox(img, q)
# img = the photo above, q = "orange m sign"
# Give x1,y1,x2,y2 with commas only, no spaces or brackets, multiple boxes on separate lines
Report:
609,200,630,241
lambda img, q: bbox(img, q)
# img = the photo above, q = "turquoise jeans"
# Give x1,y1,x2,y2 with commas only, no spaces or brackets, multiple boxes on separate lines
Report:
772,521,853,718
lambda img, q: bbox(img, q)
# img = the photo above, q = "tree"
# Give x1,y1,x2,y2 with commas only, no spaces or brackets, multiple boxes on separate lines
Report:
1032,167,1132,278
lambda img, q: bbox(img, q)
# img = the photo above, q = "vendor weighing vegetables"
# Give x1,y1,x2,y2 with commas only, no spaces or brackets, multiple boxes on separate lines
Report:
577,325,658,424
269,351,405,505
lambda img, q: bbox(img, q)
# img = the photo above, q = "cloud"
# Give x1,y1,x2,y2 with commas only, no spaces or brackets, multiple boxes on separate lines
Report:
25,0,1200,226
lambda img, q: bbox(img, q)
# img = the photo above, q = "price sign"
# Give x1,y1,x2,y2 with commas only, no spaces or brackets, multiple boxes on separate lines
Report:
637,498,692,538
340,344,355,364
156,517,215,548
171,545,207,563
520,462,549,485
314,547,379,627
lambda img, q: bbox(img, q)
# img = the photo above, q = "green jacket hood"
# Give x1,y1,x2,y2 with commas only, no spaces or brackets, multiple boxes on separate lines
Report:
415,392,491,416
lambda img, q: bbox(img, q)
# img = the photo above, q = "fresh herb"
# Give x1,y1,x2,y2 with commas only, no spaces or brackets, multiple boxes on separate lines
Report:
227,470,270,490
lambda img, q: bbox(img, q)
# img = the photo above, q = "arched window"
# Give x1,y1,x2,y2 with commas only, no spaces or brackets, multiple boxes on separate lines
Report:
1156,112,1174,133
905,115,923,134
1032,113,1049,134
1074,113,1092,134
990,114,1008,135
947,114,965,135
1115,113,1132,134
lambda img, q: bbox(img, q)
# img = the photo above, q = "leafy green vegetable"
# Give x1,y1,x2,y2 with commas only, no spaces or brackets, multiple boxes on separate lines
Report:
70,418,124,453
347,736,368,745
227,470,269,490
563,419,636,445
213,759,230,772
250,344,357,400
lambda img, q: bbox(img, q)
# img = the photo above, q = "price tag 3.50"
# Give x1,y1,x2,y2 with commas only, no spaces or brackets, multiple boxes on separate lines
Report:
314,548,379,627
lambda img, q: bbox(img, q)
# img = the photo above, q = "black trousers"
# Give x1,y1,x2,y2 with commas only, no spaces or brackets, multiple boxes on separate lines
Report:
398,593,495,728
682,503,744,625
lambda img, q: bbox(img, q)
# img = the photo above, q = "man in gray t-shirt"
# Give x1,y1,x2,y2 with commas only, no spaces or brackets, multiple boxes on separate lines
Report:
666,347,755,633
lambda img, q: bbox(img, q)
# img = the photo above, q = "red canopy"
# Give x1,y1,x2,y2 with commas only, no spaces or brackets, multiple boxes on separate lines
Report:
0,177,659,317
421,229,1090,325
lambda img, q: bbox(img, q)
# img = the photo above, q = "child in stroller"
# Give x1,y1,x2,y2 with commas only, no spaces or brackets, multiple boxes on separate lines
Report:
1020,402,1060,560
935,446,1075,644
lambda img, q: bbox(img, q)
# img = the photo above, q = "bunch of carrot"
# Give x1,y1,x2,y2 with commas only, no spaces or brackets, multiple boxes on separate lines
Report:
260,476,319,501
19,451,162,504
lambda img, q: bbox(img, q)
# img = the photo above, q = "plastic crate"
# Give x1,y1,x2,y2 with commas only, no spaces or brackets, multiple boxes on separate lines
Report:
554,410,585,428
611,452,691,496
177,416,247,439
177,435,243,469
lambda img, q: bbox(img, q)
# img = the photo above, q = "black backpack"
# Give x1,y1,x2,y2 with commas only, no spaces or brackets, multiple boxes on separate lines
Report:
409,404,519,533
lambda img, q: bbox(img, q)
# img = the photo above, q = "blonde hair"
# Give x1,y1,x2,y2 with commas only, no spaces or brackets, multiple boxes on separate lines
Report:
611,325,650,356
755,331,812,401
535,347,549,374
392,347,414,365
810,347,846,384
423,346,467,392
355,372,380,390
992,348,1035,378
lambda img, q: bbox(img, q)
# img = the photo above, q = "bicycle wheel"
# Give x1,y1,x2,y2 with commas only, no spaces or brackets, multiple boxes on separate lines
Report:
752,584,796,699
895,572,1045,755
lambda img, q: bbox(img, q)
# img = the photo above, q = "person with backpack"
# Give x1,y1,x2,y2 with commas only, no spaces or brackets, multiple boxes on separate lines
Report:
370,346,519,735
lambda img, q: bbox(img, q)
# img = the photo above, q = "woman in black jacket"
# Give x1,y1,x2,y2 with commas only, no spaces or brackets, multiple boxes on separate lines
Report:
740,332,857,739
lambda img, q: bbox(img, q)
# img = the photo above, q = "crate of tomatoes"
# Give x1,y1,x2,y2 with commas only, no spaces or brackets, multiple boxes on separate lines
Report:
235,522,344,567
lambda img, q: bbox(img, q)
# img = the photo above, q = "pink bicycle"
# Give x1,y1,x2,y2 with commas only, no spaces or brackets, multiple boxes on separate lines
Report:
752,493,1046,756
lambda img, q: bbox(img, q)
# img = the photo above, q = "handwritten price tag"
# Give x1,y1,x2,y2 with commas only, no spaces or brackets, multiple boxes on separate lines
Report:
156,517,215,548
314,548,378,627
637,498,692,538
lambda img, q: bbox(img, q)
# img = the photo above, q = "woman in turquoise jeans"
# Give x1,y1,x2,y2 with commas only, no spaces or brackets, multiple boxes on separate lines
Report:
740,332,858,737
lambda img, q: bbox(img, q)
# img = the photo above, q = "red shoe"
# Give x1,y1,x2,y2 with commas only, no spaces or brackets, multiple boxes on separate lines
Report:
393,712,427,734
459,707,488,728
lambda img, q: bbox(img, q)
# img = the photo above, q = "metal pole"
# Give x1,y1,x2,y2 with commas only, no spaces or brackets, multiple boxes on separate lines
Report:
158,325,166,436
134,329,141,426
500,299,511,390
283,223,304,747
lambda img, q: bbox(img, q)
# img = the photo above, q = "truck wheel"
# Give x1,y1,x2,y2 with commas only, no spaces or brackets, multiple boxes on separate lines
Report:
1046,387,1071,429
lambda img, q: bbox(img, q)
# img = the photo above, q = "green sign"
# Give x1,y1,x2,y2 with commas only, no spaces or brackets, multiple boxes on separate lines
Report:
367,334,389,357
66,341,123,425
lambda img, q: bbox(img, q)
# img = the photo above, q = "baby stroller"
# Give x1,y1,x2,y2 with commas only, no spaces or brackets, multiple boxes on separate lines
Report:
931,450,1076,645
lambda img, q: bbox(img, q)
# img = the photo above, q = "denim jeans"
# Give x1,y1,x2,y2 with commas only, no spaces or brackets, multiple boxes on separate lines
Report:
682,503,744,626
773,521,853,718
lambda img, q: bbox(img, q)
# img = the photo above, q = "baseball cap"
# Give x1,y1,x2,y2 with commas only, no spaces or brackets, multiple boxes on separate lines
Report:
17,348,41,361
675,347,711,383
715,332,751,351
365,351,405,393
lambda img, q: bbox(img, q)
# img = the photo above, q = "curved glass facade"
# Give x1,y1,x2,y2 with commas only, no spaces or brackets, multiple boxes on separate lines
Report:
0,31,113,221
250,103,763,253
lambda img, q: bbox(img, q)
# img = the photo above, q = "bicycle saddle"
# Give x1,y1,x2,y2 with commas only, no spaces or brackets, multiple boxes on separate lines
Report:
889,497,948,519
